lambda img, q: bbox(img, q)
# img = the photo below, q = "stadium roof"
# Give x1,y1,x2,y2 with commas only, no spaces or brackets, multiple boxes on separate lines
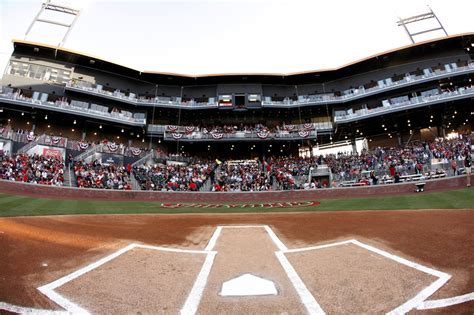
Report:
11,32,474,85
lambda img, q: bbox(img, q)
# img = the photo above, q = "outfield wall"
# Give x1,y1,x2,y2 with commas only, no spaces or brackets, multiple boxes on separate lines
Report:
0,176,470,203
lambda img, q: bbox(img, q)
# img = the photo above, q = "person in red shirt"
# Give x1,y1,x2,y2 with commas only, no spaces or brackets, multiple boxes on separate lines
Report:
189,181,197,191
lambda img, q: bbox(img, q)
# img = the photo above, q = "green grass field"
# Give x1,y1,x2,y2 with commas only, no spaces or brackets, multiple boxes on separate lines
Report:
0,188,473,217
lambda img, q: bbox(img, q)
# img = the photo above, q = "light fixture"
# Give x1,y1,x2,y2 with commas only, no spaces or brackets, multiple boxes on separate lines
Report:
158,139,161,143
45,115,48,120
94,132,97,135
99,125,102,129
121,129,124,133
47,125,50,128
71,128,75,132
142,138,145,143
27,121,30,125
116,136,120,139
73,120,76,125
21,112,24,116
137,134,140,138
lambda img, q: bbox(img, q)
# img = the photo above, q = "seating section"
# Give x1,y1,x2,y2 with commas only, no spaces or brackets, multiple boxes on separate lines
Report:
133,160,212,191
0,153,64,186
74,160,132,190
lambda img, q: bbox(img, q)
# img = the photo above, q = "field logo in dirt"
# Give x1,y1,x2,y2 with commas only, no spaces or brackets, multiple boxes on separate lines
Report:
159,201,320,209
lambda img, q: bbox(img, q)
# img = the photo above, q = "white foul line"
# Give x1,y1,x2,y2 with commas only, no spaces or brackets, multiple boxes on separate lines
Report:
0,301,69,315
205,226,223,251
180,251,217,315
417,292,474,310
264,225,288,251
275,252,326,314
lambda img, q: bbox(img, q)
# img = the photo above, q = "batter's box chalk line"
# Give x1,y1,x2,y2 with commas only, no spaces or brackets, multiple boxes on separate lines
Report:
0,225,472,315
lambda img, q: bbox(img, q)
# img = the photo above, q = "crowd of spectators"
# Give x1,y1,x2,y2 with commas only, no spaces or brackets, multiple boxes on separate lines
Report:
0,153,64,186
134,160,212,191
325,138,471,184
213,160,271,191
74,160,132,190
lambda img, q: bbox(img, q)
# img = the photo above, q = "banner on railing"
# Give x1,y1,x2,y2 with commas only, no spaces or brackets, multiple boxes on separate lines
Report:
211,132,224,139
167,125,178,132
257,130,270,139
52,136,61,145
79,142,89,150
130,147,142,156
303,123,314,130
298,130,310,138
172,133,183,140
185,126,195,133
107,142,119,152
26,133,35,142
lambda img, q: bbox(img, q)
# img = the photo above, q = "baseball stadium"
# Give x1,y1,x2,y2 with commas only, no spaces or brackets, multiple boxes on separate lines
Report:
0,1,473,314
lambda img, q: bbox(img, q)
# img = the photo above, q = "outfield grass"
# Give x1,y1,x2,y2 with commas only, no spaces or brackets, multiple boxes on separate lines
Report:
0,188,473,217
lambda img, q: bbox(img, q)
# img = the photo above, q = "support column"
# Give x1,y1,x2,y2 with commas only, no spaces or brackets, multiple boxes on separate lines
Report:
351,138,357,155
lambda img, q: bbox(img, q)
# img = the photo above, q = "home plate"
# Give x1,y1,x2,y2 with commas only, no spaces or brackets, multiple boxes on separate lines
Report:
220,273,278,296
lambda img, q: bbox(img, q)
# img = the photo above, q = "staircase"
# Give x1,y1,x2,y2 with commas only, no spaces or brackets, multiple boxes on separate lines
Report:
132,149,155,167
17,135,45,154
74,144,103,162
130,172,141,190
63,165,77,187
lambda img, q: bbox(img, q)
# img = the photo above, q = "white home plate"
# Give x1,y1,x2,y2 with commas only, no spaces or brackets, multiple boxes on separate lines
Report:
220,274,278,296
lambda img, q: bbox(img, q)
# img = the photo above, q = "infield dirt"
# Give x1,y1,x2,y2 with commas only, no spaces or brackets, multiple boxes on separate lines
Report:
0,209,473,314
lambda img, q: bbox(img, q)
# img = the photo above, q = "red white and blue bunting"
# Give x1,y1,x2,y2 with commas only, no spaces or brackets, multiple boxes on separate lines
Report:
185,126,195,133
256,130,270,139
211,132,224,139
167,125,178,132
52,136,61,144
130,147,142,156
298,130,310,138
172,133,183,140
285,124,296,131
26,133,35,142
303,123,314,130
79,142,89,150
107,142,119,152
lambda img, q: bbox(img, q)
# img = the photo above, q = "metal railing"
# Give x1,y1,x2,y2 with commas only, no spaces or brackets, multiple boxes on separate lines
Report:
65,62,473,110
263,62,474,107
334,85,474,123
66,81,217,109
0,88,147,126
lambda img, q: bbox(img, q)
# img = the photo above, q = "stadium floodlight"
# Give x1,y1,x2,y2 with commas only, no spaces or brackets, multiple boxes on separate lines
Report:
24,0,81,47
397,6,448,44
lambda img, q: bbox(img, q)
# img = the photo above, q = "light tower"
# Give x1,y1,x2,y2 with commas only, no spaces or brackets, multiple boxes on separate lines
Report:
397,6,448,44
24,0,81,47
